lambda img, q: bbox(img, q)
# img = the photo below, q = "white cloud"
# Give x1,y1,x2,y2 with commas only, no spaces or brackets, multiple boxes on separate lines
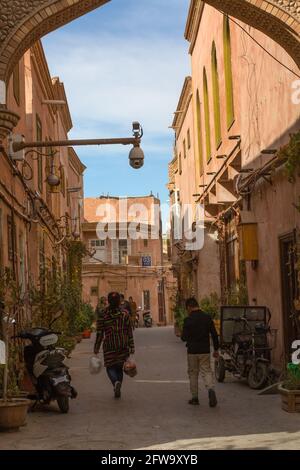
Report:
42,0,190,201
44,32,190,138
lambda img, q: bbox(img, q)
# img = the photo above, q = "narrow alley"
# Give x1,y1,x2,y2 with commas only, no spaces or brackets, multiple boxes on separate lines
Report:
1,327,300,451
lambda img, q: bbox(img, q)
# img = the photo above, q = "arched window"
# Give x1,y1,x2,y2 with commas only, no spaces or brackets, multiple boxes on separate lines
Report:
211,41,222,148
203,67,212,162
196,90,204,175
179,152,182,175
223,15,235,129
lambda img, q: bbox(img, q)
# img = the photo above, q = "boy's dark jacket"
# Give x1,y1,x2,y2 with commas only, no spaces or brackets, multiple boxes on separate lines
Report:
181,309,219,354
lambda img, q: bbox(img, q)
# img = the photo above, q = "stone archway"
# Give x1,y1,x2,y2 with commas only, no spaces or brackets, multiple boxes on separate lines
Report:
0,0,110,101
0,0,300,90
203,0,300,69
0,0,300,136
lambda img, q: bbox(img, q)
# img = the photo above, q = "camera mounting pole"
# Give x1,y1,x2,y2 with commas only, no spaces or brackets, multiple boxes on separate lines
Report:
10,122,144,170
12,136,141,153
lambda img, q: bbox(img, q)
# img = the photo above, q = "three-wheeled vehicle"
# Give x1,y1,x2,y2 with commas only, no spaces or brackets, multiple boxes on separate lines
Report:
215,306,277,389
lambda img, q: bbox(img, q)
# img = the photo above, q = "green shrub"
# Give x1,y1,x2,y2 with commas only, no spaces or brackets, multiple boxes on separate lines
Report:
278,131,300,182
283,364,300,390
0,342,24,398
199,292,220,319
226,280,249,306
174,305,187,332
73,303,95,333
56,336,77,358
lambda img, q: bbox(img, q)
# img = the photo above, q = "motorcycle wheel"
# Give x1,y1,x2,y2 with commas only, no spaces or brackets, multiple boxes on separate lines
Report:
215,357,226,383
247,362,268,390
57,396,69,414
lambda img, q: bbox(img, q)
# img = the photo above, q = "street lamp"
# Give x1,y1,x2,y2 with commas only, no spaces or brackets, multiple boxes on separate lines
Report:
47,172,60,187
9,122,145,170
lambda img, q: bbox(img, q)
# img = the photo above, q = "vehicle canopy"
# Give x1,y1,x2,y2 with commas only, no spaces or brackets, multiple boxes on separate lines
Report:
220,306,271,347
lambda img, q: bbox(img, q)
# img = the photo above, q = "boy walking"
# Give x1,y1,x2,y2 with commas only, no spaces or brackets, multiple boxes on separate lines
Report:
181,298,219,407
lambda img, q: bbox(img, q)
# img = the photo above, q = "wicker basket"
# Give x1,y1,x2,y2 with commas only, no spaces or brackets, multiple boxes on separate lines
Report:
278,385,300,413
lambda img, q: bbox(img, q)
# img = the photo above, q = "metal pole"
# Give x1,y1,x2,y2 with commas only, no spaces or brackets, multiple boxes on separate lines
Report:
13,137,140,152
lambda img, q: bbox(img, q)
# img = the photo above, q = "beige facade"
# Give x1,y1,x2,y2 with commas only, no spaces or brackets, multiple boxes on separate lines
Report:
0,40,85,308
82,196,177,325
169,1,300,367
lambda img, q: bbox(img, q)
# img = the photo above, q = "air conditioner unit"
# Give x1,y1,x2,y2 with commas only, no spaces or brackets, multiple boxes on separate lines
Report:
8,134,25,161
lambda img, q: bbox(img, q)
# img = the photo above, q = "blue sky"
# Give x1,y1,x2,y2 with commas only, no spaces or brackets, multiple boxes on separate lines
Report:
42,0,190,206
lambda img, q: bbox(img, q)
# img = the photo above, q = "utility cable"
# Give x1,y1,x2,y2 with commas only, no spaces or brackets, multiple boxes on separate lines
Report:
222,12,300,79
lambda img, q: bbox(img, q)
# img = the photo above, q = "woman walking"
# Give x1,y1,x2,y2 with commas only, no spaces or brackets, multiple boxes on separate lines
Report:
94,292,135,399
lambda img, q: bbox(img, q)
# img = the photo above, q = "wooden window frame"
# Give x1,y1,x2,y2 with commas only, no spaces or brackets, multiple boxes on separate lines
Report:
196,90,204,176
183,139,187,159
36,115,43,193
90,286,99,296
60,166,66,197
223,15,235,130
211,41,222,149
187,129,191,150
7,215,15,262
203,68,212,162
13,62,20,106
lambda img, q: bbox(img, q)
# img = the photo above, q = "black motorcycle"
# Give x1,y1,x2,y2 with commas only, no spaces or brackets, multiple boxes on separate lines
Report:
215,308,275,390
15,327,77,413
143,310,153,328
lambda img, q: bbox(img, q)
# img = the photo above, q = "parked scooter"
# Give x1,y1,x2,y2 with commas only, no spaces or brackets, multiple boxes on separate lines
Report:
143,310,153,328
135,312,140,329
15,327,77,413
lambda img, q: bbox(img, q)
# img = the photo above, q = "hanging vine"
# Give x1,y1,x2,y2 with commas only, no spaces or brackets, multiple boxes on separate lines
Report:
278,130,300,182
65,240,86,334
0,268,25,399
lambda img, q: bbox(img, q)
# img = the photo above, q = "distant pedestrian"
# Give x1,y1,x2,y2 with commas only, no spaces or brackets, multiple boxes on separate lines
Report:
95,296,107,317
94,292,135,399
120,294,132,316
181,298,219,407
129,296,137,328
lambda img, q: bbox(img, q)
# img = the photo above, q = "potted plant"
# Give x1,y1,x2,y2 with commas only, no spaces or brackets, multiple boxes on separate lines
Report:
82,329,91,339
173,305,186,337
74,303,94,339
278,363,300,413
199,292,220,334
0,270,30,431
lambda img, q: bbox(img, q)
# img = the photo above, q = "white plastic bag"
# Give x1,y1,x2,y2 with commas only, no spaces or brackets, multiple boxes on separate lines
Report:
89,355,102,375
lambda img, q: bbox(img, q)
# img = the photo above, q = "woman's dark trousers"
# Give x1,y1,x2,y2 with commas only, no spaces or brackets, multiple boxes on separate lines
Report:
106,364,124,386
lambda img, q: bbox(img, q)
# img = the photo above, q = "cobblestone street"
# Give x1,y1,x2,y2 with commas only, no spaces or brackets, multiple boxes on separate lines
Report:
1,327,300,450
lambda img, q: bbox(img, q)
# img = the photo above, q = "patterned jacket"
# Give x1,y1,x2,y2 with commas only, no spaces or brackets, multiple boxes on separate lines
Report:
94,306,135,367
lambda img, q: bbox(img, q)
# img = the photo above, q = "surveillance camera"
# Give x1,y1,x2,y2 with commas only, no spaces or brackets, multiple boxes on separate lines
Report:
129,145,144,169
132,122,143,139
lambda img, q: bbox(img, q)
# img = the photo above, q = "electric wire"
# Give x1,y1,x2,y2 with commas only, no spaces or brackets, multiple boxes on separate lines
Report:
222,13,300,79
